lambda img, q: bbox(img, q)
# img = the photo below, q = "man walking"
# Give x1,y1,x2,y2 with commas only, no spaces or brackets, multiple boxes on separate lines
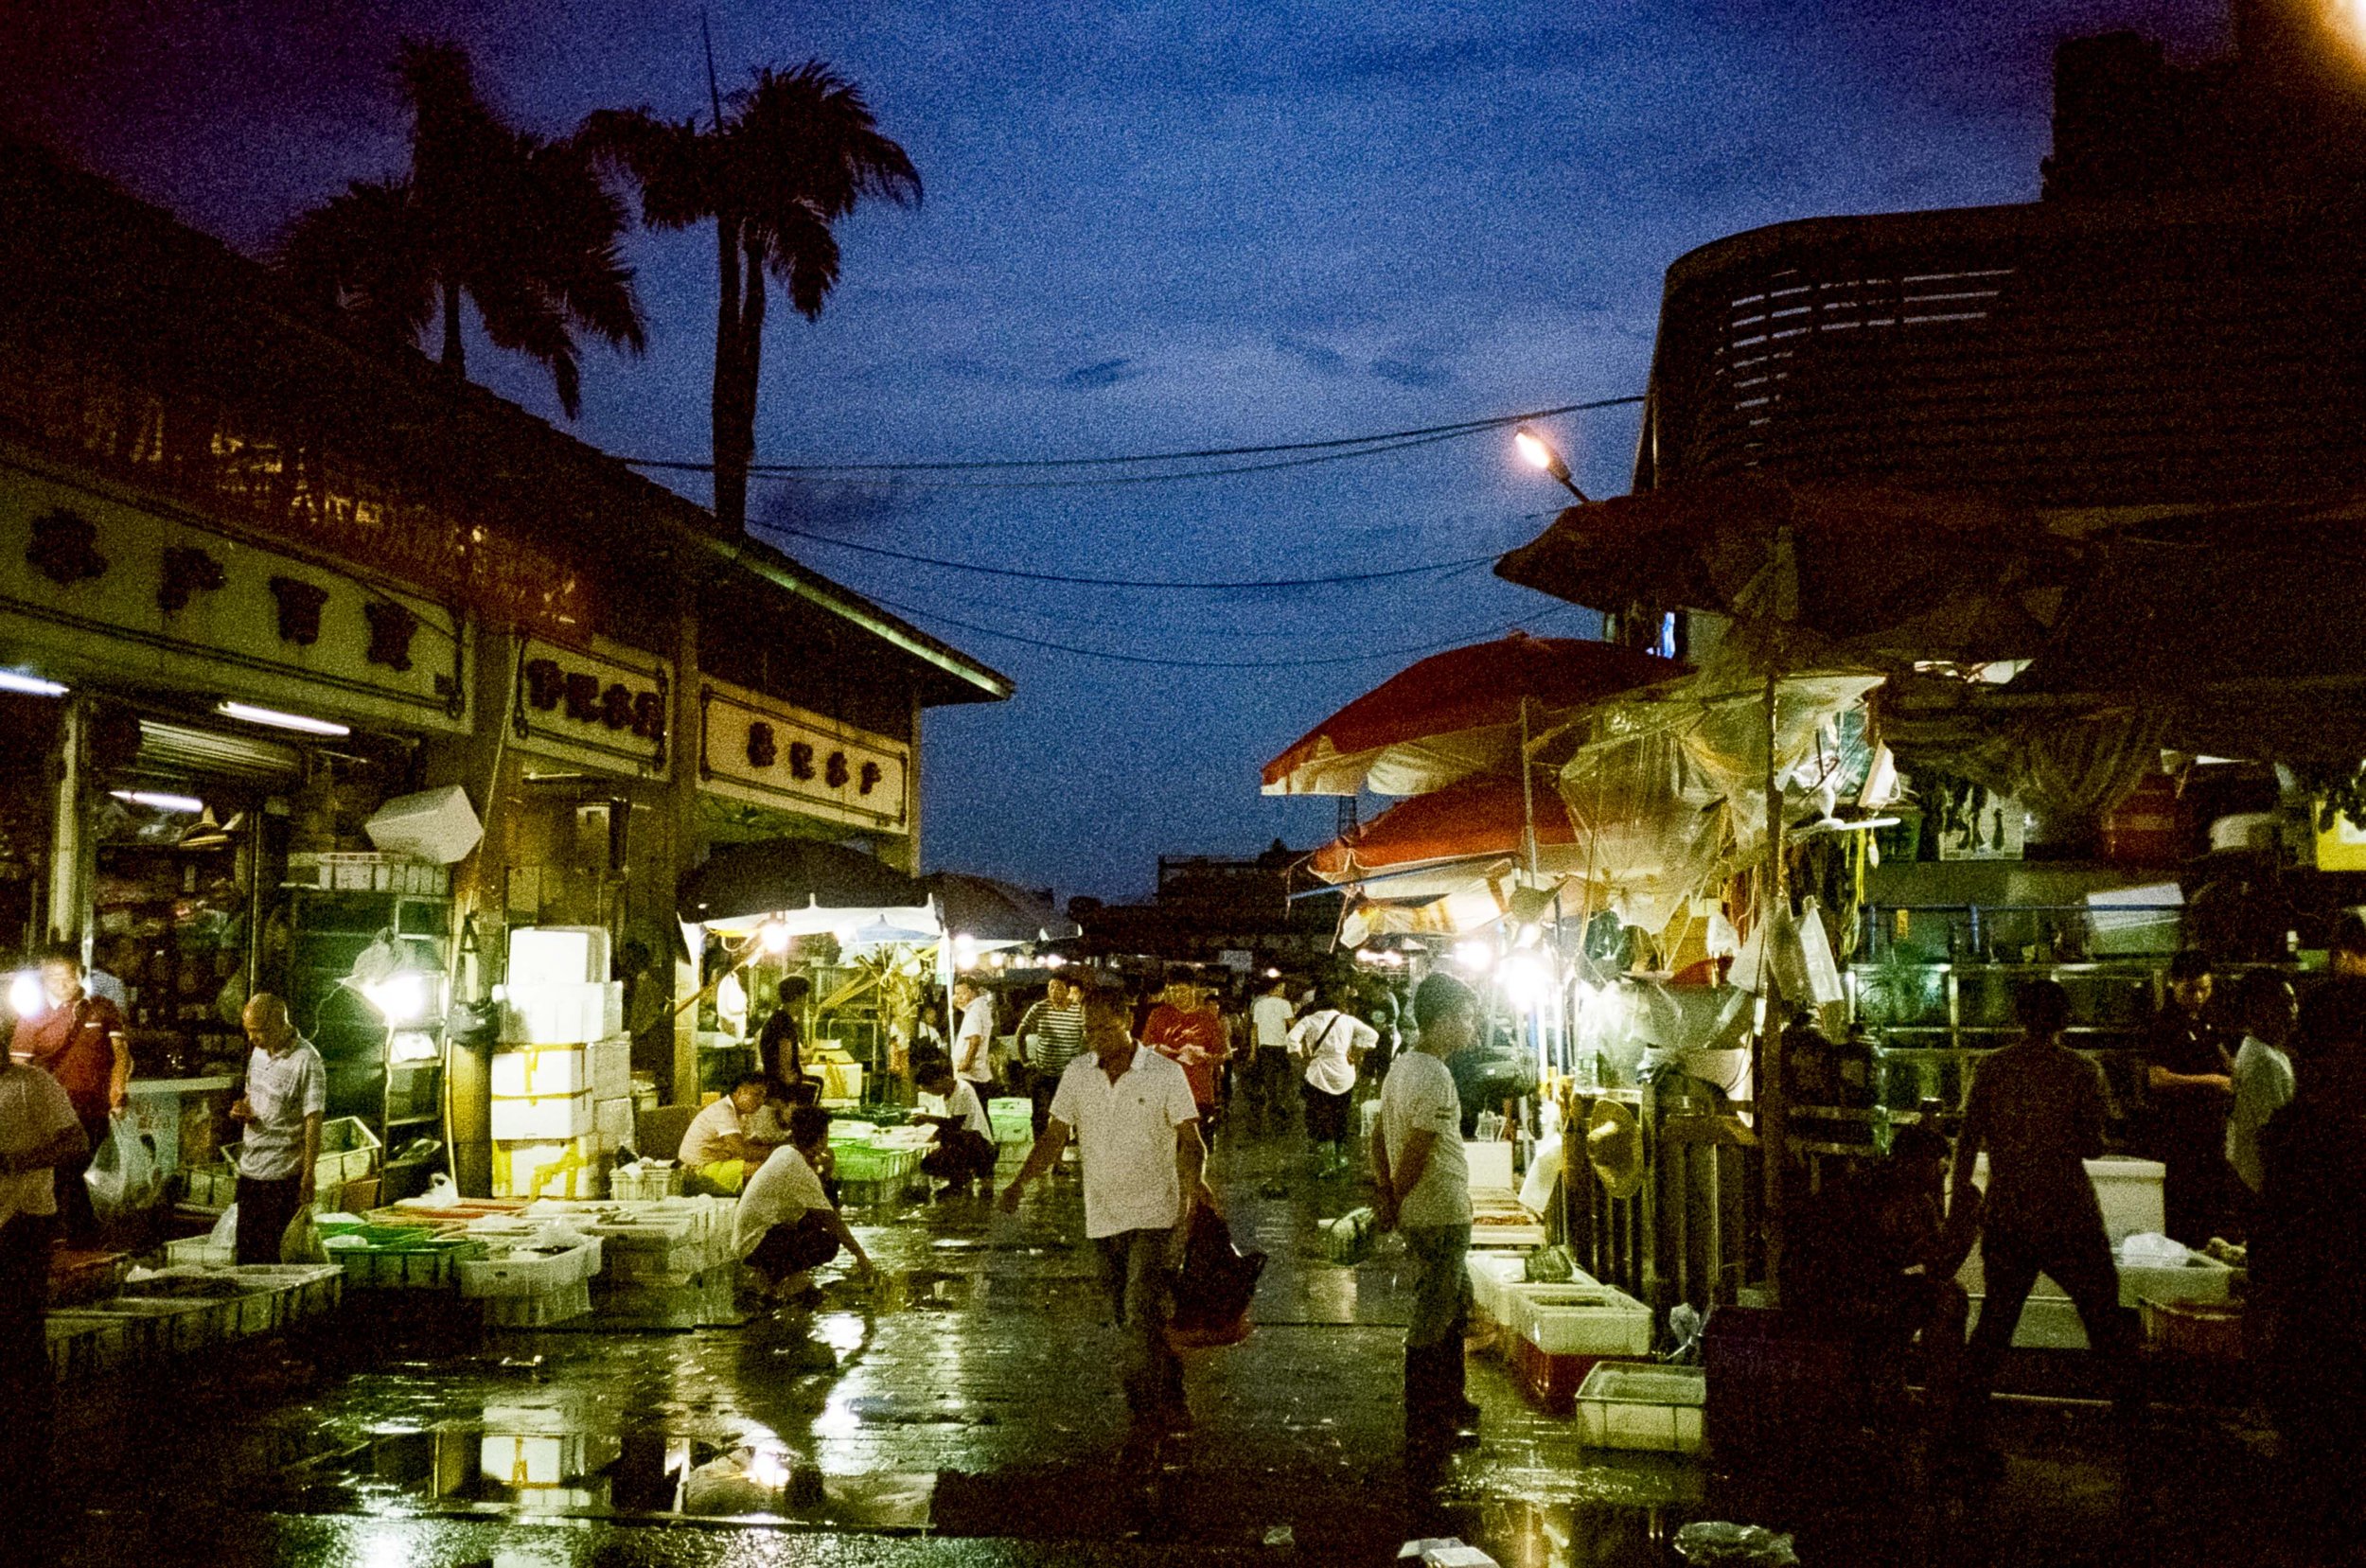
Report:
1248,976,1298,1132
952,976,998,1092
229,994,326,1266
1144,976,1228,1136
1001,978,1213,1446
1372,973,1482,1456
1952,978,2136,1456
1017,974,1088,1136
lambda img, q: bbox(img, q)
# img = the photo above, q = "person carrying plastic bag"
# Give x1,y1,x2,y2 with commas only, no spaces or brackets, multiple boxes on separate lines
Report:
229,994,326,1265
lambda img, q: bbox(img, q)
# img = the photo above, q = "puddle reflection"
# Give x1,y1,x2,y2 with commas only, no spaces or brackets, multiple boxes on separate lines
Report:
285,1424,934,1530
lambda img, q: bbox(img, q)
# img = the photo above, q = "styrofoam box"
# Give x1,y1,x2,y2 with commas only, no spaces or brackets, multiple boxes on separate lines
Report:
1575,1363,1705,1453
590,1036,631,1102
1958,1154,2169,1296
593,1096,633,1151
492,1135,604,1199
490,1048,592,1100
1468,1253,1532,1324
1466,1140,1515,1191
497,982,625,1046
1514,1283,1655,1357
490,1089,594,1142
508,926,612,987
458,1239,604,1298
2116,1254,2232,1311
481,1434,578,1487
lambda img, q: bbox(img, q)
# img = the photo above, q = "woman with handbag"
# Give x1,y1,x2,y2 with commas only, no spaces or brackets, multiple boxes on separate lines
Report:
1290,988,1376,1177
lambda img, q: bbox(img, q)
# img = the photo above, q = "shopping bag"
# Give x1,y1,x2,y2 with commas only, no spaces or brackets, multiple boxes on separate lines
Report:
1322,1206,1377,1266
1167,1204,1265,1349
280,1207,327,1264
85,1113,160,1220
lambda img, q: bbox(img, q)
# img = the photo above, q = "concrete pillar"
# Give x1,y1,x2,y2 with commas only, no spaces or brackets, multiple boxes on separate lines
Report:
46,694,87,949
668,590,703,1105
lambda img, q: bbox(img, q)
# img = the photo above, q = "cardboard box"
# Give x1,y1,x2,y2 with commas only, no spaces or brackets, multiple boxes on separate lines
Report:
489,1089,593,1142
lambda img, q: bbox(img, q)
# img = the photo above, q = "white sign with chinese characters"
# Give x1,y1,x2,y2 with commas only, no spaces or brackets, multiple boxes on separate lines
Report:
511,632,670,779
697,676,909,834
0,451,468,732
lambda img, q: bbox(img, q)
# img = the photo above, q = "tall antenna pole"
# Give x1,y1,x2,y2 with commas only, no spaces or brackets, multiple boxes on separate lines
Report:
700,9,725,129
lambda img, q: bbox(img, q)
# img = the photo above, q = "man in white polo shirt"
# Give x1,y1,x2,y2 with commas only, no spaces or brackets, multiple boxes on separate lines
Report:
952,976,998,1090
1001,976,1212,1444
0,1046,85,1555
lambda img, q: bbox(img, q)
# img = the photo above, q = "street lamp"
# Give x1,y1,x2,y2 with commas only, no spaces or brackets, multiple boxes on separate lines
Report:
1513,425,1588,503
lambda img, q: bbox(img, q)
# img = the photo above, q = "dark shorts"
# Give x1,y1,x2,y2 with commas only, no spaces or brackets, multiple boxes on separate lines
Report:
1303,1082,1351,1143
748,1211,840,1282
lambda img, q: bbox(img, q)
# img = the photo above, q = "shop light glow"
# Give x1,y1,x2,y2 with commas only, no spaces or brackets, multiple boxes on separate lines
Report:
755,919,792,956
1450,940,1495,975
8,970,44,1018
0,671,67,697
110,789,204,814
218,701,350,736
360,972,435,1027
1500,950,1555,1013
951,932,979,966
1042,953,1067,969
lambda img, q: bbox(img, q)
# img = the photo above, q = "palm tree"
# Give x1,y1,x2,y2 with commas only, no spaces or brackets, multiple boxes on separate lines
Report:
583,62,920,534
282,41,644,418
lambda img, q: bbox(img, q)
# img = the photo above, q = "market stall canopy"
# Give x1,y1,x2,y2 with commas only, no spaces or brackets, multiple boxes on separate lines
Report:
678,838,932,931
1494,475,2081,666
1262,632,1686,797
1309,772,1580,880
927,872,1082,945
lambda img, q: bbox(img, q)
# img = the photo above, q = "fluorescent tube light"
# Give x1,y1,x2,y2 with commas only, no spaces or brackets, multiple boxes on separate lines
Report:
218,701,349,736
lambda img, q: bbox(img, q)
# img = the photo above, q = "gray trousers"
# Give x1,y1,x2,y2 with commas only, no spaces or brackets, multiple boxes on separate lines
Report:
1095,1226,1182,1419
1402,1223,1474,1349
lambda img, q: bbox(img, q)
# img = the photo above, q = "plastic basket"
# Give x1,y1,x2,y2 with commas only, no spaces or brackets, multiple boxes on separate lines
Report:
327,1235,487,1289
484,1277,593,1329
609,1165,682,1203
2141,1296,2245,1360
117,1271,281,1336
1575,1362,1707,1453
458,1240,603,1298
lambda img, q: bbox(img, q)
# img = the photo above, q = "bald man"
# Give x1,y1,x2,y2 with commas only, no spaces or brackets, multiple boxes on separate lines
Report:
229,994,326,1264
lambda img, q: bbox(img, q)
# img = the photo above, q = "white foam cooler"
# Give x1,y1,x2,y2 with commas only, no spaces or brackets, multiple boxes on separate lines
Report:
490,1088,593,1141
508,926,613,986
1508,1282,1653,1357
497,981,625,1045
490,1047,592,1099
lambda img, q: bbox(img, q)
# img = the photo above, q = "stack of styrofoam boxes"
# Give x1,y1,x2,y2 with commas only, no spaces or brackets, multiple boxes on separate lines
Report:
1957,1154,2175,1349
491,927,626,1200
1506,1282,1656,1415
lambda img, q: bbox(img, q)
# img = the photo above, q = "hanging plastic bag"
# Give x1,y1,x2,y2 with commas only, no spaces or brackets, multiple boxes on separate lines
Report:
85,1113,160,1220
1519,1135,1563,1214
1169,1205,1266,1349
280,1207,327,1264
1321,1206,1377,1267
207,1205,239,1258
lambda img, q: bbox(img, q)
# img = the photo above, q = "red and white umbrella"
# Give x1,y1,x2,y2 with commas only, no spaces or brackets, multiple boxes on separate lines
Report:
1261,632,1686,798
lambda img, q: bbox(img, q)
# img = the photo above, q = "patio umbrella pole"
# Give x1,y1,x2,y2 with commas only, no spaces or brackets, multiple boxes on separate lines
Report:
1759,661,1788,1303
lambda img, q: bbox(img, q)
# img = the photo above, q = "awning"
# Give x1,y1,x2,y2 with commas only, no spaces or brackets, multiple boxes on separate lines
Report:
678,838,931,930
1262,632,1686,797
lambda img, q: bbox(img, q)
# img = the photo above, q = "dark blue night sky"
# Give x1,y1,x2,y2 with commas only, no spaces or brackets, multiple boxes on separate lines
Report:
3,0,2227,899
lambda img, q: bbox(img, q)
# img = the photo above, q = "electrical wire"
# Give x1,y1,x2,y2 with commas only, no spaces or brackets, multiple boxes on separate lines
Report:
619,395,1645,483
857,588,1578,670
756,522,1510,590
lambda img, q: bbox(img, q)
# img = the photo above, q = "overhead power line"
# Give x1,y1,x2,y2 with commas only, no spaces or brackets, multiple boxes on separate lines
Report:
858,589,1577,670
759,522,1507,590
619,396,1645,487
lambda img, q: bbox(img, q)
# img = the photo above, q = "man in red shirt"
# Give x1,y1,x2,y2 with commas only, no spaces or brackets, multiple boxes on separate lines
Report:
11,944,129,1243
1143,977,1229,1136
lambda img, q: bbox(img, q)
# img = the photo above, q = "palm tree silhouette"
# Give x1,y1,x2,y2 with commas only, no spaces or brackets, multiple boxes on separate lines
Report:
583,62,920,534
282,41,644,419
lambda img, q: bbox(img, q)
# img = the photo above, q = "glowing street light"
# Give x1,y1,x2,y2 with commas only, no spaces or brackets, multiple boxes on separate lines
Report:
1513,424,1588,502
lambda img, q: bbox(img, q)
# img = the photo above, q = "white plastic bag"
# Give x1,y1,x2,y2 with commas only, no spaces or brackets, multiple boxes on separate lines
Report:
280,1208,327,1264
208,1205,239,1252
85,1113,160,1219
1519,1136,1563,1214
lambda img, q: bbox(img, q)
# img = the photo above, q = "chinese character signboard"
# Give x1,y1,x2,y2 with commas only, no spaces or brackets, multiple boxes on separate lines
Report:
697,676,909,835
511,633,669,778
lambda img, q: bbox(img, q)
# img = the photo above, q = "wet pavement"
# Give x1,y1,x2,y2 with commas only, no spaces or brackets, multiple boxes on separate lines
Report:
43,1121,2328,1568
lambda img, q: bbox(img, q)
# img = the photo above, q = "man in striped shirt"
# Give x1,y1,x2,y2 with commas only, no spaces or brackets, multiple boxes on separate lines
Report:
1020,975,1089,1136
